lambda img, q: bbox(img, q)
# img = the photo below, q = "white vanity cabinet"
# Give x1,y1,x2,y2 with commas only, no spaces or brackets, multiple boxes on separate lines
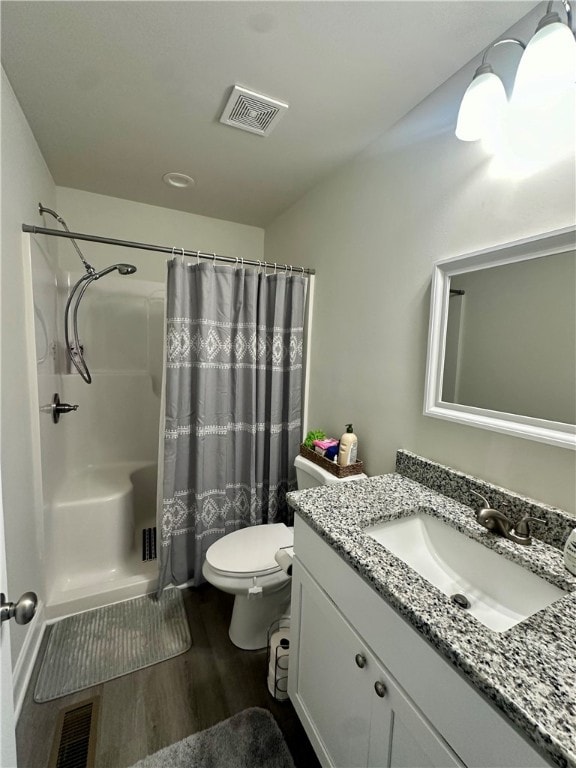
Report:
288,516,551,768
294,561,464,768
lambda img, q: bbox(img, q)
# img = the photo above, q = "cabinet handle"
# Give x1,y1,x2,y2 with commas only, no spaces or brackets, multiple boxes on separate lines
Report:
355,653,367,669
374,680,387,698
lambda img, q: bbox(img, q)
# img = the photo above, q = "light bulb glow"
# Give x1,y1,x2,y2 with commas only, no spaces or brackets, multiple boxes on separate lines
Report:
490,85,576,179
513,21,576,107
455,71,507,142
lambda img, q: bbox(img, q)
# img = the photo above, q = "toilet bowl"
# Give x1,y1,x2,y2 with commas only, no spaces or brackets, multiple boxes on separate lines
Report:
202,455,368,650
202,523,293,650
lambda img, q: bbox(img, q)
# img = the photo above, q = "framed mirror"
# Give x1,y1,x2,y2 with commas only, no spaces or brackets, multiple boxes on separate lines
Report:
424,226,576,449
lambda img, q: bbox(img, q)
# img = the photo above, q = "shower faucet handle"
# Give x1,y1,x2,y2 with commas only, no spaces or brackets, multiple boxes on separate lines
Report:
52,393,79,424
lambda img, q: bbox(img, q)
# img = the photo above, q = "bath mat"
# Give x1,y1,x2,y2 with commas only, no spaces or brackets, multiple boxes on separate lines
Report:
34,589,191,703
130,708,295,768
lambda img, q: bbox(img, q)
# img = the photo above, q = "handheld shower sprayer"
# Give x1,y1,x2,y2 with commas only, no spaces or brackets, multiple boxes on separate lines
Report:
39,204,137,383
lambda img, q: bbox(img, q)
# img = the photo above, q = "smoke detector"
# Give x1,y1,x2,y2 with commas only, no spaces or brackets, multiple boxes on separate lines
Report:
219,85,288,137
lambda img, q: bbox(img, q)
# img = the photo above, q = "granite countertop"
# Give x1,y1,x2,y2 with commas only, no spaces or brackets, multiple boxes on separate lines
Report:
287,472,576,768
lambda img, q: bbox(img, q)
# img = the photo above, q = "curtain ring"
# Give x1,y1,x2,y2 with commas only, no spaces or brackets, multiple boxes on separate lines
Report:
212,253,216,268
274,263,277,274
196,250,200,266
240,257,244,271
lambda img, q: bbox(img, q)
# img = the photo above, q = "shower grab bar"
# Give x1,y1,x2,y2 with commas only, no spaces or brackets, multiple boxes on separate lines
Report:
22,224,316,275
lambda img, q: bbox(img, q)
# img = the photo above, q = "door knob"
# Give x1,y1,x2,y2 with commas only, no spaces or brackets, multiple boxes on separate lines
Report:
374,680,388,698
355,653,367,669
1,591,38,625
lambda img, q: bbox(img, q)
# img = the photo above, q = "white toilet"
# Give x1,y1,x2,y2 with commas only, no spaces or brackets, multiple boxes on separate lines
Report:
202,455,367,650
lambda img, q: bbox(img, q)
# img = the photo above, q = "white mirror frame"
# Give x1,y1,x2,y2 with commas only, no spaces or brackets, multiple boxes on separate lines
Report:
424,226,576,450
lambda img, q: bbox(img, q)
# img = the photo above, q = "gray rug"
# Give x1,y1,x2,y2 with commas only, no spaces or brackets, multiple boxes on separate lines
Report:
131,708,295,768
34,590,191,702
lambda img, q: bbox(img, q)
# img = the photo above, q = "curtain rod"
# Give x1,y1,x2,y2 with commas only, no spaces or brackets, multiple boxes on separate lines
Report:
21,224,316,276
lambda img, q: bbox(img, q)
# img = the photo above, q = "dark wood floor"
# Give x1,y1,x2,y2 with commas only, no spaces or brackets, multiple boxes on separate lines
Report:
16,585,321,768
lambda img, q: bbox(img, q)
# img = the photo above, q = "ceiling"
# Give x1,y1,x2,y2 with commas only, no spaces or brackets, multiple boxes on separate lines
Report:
1,1,538,228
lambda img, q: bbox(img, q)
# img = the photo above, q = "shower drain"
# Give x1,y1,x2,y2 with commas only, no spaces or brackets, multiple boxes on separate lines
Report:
142,527,157,561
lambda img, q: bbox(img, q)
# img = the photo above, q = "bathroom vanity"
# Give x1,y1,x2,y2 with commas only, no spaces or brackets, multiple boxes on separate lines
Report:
286,452,576,768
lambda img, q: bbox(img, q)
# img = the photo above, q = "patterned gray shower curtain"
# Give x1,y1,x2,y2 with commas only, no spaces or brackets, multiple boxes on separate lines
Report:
158,260,307,591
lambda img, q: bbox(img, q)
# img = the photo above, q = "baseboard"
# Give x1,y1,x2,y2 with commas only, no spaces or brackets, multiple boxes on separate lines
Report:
12,598,46,720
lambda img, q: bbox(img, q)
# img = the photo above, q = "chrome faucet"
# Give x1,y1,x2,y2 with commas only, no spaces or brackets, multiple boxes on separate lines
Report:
472,492,545,546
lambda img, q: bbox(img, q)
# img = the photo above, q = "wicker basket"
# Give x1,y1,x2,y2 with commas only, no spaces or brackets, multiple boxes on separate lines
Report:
299,444,364,478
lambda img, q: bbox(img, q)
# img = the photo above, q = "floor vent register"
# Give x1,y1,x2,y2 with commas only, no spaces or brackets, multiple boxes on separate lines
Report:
49,698,99,768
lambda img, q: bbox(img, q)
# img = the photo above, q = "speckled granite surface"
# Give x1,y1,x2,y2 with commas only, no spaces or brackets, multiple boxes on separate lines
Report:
287,454,576,768
396,450,576,551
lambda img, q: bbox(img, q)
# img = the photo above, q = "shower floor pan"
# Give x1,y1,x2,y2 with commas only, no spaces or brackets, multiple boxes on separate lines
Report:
47,461,159,619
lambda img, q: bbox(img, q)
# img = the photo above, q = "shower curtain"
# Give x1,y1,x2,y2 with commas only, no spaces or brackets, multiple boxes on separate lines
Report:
158,260,307,591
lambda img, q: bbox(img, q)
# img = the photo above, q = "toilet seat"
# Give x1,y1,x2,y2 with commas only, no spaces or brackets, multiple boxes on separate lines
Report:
205,523,293,578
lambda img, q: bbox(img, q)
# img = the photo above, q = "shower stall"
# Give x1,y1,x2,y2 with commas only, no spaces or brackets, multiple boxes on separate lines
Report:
25,206,313,620
28,211,165,619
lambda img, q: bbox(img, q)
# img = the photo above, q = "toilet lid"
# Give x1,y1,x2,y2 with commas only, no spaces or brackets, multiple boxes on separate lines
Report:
206,523,293,576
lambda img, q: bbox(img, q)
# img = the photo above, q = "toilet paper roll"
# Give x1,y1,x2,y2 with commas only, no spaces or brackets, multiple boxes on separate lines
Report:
274,547,294,575
268,629,290,671
268,629,290,701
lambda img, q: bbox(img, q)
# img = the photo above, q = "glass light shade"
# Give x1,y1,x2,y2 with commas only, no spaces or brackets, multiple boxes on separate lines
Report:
455,71,508,141
513,21,576,106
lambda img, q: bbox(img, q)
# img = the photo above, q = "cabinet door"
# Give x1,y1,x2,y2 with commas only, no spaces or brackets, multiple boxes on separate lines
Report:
368,668,465,768
291,564,373,768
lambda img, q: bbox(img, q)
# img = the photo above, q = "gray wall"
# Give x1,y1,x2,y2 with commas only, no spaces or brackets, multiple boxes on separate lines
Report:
265,16,576,514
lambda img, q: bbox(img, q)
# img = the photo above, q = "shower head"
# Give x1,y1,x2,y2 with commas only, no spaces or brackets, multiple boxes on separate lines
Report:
93,263,137,279
117,263,137,275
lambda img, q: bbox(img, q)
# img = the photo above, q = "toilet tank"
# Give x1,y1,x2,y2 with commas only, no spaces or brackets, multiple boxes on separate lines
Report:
294,454,367,489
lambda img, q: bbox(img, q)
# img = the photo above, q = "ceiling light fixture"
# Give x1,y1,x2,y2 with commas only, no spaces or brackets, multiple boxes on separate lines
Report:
456,0,575,143
162,172,195,189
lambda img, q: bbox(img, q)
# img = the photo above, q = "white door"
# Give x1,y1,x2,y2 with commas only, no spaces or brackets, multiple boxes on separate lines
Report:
0,474,18,768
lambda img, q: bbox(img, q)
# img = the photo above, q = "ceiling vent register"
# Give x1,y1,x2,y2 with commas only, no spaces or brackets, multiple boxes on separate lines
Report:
220,85,289,136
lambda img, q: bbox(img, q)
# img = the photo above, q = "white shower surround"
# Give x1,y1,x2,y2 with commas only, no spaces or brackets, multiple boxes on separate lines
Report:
33,262,164,619
47,460,158,618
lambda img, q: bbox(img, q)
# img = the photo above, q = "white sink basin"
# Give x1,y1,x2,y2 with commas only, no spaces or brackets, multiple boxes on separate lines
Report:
366,513,565,632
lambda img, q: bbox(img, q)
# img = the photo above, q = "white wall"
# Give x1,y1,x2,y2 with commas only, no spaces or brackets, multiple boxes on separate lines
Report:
0,68,55,666
54,187,265,282
265,14,576,515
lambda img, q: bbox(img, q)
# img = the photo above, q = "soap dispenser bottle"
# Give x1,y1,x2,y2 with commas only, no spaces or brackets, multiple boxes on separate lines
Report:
338,424,358,467
564,529,576,576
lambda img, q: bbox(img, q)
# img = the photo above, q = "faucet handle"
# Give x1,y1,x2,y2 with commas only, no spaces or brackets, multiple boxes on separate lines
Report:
514,514,546,538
